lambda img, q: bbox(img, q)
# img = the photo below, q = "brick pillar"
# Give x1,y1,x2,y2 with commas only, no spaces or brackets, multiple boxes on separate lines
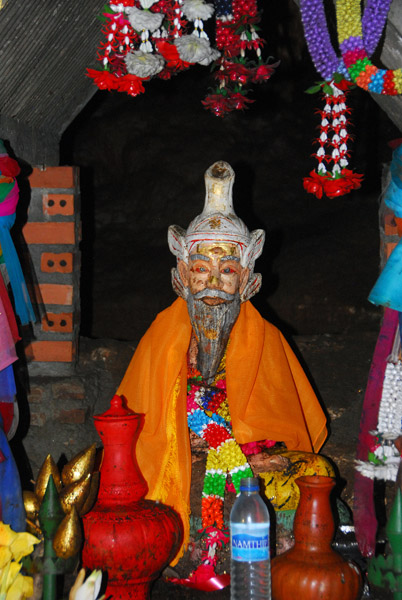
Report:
22,167,81,376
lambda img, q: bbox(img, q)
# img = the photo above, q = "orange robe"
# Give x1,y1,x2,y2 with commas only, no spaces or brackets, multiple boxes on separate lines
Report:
117,297,327,562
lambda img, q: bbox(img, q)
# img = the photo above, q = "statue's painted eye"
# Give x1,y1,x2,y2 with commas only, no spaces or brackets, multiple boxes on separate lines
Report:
221,267,235,274
195,266,208,273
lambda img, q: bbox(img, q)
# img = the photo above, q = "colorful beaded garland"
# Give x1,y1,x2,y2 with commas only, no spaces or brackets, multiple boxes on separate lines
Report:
336,0,402,95
187,358,253,568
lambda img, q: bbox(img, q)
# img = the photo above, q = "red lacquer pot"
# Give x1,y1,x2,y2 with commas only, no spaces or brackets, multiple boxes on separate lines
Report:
82,395,183,600
271,475,362,600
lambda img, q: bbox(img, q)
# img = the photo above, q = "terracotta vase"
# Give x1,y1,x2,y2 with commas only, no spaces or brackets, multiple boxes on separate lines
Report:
82,395,184,600
271,475,362,600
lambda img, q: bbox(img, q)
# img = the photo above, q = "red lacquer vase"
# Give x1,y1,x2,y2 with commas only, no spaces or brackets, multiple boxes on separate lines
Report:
82,395,184,600
271,475,362,600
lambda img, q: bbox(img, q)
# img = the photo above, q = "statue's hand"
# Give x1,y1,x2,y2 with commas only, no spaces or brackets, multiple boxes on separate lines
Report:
248,453,290,473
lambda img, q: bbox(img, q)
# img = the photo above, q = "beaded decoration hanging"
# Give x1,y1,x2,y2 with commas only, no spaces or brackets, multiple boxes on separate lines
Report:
201,0,278,116
88,0,275,115
181,359,254,585
300,0,400,199
355,330,402,482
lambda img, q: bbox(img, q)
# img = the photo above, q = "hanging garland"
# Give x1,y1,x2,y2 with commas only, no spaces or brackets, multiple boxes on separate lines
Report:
300,0,399,199
88,0,276,115
201,0,278,116
181,363,253,586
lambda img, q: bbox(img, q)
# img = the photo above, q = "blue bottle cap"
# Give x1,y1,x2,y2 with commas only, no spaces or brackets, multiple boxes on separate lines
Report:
239,477,260,491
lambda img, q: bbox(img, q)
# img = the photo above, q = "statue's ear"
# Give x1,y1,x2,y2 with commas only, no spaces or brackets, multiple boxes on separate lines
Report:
168,225,188,262
178,260,189,287
242,229,265,267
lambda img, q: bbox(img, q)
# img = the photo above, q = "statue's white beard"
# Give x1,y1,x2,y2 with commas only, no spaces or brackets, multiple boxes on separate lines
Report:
186,289,241,385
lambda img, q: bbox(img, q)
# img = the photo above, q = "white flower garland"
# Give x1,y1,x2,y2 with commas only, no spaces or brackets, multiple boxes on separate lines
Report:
355,358,402,482
174,35,220,65
125,50,165,77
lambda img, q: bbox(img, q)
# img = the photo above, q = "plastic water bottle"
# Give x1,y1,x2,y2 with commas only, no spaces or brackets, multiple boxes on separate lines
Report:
230,477,271,600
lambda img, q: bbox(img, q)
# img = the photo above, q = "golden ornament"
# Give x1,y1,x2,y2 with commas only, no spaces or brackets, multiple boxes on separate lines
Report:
59,473,91,514
53,506,82,559
23,490,40,521
34,455,62,501
61,444,97,486
80,471,100,516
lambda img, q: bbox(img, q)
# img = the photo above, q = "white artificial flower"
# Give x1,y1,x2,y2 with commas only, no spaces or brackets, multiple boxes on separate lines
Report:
125,50,165,78
174,35,219,65
139,0,159,8
182,0,214,21
127,7,164,33
69,569,103,600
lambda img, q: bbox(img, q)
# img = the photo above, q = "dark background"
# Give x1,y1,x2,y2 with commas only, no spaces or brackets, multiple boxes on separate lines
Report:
60,0,400,343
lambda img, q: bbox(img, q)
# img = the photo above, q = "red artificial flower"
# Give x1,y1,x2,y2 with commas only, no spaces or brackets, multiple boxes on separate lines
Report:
0,156,20,178
303,170,326,199
229,92,254,111
251,62,277,83
303,169,363,199
116,74,146,97
202,94,233,117
155,40,191,71
203,423,231,448
110,0,135,6
225,62,252,85
87,69,119,91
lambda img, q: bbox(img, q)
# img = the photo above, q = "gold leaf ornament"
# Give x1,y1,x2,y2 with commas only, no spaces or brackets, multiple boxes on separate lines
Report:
80,471,100,516
59,473,92,514
34,455,62,501
53,507,82,559
22,490,40,521
61,444,97,486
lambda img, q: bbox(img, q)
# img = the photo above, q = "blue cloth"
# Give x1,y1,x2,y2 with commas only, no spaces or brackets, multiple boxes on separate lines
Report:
0,364,16,402
369,144,402,309
0,413,26,531
369,237,402,311
0,214,35,325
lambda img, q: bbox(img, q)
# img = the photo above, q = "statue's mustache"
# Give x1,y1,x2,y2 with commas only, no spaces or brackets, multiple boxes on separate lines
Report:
192,289,234,302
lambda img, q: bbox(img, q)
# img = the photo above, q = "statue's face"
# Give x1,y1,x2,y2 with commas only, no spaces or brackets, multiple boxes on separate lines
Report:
178,242,249,304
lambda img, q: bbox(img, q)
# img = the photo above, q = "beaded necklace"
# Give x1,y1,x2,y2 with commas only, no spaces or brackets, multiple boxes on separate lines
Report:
300,0,400,199
186,352,253,579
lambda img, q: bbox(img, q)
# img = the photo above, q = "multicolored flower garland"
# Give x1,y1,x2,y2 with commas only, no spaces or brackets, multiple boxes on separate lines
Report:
300,0,400,199
337,0,402,94
186,362,253,577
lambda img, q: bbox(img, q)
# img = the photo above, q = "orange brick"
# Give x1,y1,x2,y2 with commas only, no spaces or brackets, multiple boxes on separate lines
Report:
41,252,73,273
23,222,75,244
43,194,74,216
42,312,73,333
25,341,74,362
384,213,398,236
29,167,75,189
38,284,73,305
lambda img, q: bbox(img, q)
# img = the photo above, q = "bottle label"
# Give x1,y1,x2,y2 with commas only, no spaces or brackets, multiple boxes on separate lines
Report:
231,523,270,562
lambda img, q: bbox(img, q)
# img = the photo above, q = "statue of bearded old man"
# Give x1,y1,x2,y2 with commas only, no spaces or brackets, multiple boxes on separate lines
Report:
117,161,333,581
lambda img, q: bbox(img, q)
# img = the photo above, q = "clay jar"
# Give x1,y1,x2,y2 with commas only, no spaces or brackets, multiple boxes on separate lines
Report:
271,475,362,600
82,395,184,600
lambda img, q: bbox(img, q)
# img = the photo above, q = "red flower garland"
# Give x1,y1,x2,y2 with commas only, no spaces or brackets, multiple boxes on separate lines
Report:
304,79,363,199
203,0,278,117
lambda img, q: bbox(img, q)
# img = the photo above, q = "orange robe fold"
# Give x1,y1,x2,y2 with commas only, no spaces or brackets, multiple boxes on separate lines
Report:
117,297,327,561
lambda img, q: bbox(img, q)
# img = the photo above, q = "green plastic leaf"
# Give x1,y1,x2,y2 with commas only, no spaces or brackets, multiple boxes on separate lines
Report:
323,83,334,95
333,72,344,83
305,85,322,94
